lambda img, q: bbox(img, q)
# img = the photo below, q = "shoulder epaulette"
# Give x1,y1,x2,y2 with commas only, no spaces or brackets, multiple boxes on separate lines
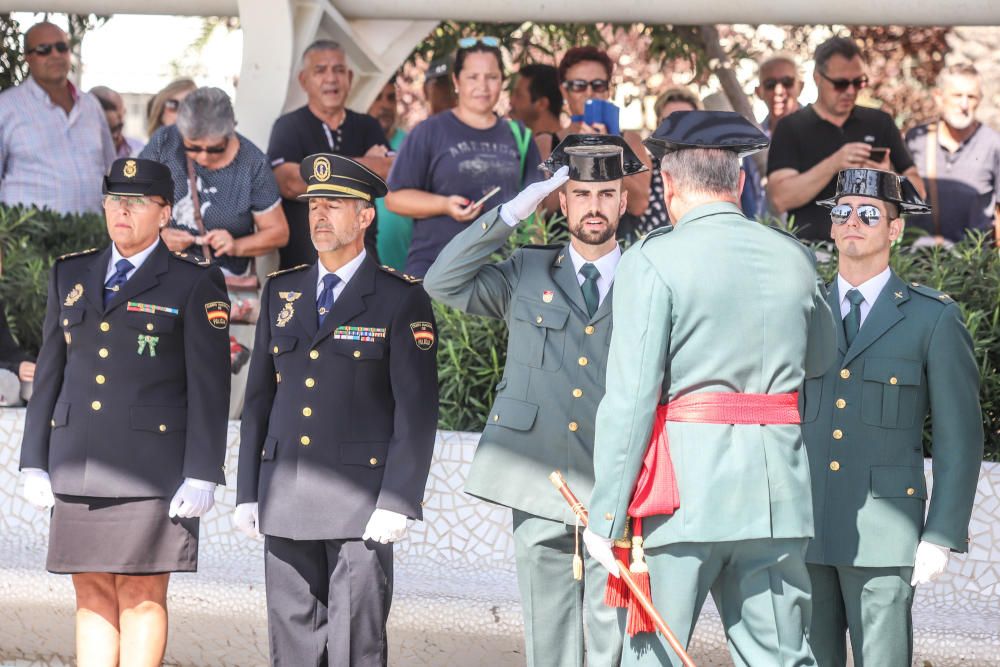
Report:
56,247,99,261
379,264,422,284
171,250,211,267
268,264,310,278
908,281,955,304
640,224,674,246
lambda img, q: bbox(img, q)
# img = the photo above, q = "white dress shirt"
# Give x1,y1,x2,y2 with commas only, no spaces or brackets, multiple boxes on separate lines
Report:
316,249,367,303
568,243,621,307
837,267,891,327
107,239,160,283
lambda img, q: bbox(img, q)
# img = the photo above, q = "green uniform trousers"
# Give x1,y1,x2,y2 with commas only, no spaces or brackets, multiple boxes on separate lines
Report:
807,564,914,667
512,510,625,667
623,538,815,667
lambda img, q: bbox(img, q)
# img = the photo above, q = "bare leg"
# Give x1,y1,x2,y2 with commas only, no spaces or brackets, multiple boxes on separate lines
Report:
73,572,120,667
117,573,170,667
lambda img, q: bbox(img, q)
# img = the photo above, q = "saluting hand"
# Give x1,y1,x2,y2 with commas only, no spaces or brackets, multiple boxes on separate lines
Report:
500,165,570,225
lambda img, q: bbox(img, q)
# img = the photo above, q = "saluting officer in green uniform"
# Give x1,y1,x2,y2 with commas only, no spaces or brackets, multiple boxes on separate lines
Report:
803,168,984,667
583,111,839,667
424,135,649,667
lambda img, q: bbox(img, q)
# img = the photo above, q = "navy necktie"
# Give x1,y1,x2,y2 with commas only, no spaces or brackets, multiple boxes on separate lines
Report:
843,288,865,346
317,273,341,326
580,263,601,318
104,258,134,307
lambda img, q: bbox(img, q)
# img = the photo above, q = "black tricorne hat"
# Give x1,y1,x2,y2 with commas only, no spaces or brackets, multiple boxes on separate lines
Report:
298,153,388,202
644,110,769,160
816,168,931,215
103,158,175,204
541,134,648,181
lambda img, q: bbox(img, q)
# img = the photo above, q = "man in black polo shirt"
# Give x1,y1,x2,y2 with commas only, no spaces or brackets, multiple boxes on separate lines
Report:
767,36,924,241
268,39,391,268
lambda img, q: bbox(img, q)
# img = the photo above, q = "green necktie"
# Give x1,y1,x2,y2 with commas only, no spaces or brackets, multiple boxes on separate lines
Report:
843,288,865,346
580,263,601,318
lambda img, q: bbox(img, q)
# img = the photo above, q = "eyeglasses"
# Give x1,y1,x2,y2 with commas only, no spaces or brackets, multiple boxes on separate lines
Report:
103,195,165,211
830,203,882,226
164,99,181,112
762,76,797,91
26,41,69,56
818,70,868,92
183,137,229,154
562,79,610,94
457,36,500,49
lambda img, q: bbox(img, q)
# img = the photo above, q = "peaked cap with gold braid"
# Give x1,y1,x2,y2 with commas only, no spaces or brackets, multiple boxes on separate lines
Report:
297,153,388,202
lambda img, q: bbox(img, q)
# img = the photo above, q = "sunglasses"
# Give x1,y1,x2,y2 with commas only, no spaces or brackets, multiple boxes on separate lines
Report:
183,137,229,154
762,76,796,91
27,41,69,56
563,79,610,94
819,70,868,92
457,36,500,49
164,99,182,112
830,203,882,226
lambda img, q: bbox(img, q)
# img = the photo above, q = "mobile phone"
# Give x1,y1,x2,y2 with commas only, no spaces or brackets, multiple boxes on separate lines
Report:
583,99,621,135
868,147,888,162
472,186,502,209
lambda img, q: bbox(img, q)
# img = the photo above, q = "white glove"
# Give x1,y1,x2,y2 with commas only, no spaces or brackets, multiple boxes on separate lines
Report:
499,165,570,225
911,540,950,586
233,502,261,538
583,527,620,578
168,478,216,519
362,508,409,544
22,468,55,510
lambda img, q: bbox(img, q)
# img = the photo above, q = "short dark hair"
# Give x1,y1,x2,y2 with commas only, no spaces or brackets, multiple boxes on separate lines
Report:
518,64,563,117
558,46,614,83
814,36,864,73
454,43,504,79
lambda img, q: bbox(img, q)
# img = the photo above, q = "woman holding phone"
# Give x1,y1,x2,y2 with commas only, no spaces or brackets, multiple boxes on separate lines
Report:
386,37,542,277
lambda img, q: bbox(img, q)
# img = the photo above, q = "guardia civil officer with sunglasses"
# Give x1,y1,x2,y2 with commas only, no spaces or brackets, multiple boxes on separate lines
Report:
802,168,983,666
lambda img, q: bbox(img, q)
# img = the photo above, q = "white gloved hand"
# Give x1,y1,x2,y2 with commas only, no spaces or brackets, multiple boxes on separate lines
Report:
233,502,261,538
499,165,570,225
168,478,216,519
583,527,619,578
22,468,55,510
362,508,409,544
911,540,950,586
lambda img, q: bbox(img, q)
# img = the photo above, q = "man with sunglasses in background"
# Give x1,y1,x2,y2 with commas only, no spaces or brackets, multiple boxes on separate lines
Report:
0,21,115,214
755,53,802,138
802,168,982,666
767,36,924,241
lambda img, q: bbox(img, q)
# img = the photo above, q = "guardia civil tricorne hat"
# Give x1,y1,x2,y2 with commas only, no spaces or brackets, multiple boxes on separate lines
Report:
541,134,648,182
297,153,388,202
643,110,769,160
816,168,931,215
103,158,175,204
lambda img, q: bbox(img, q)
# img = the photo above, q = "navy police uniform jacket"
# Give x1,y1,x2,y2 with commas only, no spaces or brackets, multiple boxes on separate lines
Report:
236,256,439,540
20,242,232,497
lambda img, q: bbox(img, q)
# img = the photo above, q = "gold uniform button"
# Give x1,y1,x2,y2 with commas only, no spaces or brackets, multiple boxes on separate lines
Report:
889,377,898,385
100,322,110,332
146,323,154,332
99,348,109,358
158,424,167,432
95,374,106,385
300,435,311,446
50,419,55,427
273,345,279,353
62,318,69,326
310,350,320,360
906,487,916,496
369,457,378,466
536,316,543,324
832,429,843,440
584,325,595,335
568,421,579,432
829,461,841,471
835,398,846,409
305,378,315,388
578,356,589,366
572,388,583,398
353,350,361,359
604,512,613,521
302,407,312,417
91,400,102,411
481,222,488,230
276,372,282,383
493,414,499,422
840,369,851,379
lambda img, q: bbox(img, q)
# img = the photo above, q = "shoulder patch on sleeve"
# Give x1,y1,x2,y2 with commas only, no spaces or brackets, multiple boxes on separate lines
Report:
640,224,674,246
267,263,310,278
171,250,211,267
379,264,422,284
908,282,955,304
56,247,99,261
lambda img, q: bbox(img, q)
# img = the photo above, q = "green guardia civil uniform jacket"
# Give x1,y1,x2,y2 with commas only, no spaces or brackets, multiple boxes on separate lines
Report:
423,206,616,523
802,272,983,567
588,202,839,546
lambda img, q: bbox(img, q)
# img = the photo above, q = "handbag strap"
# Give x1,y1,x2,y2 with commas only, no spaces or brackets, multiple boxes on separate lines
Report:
925,124,941,236
186,157,213,263
507,120,533,186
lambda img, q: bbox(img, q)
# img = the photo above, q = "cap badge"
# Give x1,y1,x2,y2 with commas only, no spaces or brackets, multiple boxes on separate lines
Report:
123,160,137,179
313,156,331,182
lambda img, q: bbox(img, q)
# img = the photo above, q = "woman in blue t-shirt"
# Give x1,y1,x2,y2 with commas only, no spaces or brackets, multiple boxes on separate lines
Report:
386,39,541,277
